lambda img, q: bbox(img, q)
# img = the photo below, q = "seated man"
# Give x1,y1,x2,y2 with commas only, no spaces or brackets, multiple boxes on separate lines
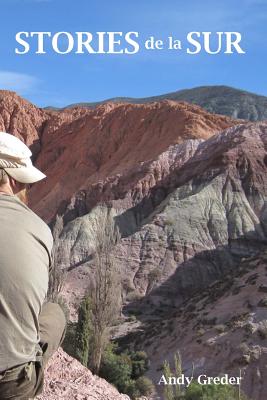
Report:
0,132,66,399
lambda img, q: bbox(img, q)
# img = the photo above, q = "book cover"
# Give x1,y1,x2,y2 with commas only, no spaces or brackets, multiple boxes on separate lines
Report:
0,1,266,399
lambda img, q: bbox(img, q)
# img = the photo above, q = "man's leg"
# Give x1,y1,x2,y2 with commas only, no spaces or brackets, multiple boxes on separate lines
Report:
0,303,66,399
33,302,66,397
0,364,37,399
38,302,66,366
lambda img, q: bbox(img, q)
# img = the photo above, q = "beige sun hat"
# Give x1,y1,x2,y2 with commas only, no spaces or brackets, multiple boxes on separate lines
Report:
0,131,46,184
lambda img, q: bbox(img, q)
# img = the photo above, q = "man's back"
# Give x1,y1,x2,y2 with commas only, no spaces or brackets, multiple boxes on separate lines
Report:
0,194,53,372
0,131,65,399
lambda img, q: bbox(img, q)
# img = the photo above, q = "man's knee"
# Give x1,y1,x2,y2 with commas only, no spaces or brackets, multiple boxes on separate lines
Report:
39,301,66,349
43,302,66,326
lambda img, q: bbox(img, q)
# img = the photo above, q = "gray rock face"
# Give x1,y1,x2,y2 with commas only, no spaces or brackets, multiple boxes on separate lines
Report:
57,122,267,315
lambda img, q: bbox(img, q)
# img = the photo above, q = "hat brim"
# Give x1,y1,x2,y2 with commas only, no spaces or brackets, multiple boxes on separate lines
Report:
4,165,46,184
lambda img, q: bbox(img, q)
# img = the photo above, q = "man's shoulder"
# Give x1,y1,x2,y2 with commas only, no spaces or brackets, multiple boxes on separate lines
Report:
3,195,53,250
22,201,53,248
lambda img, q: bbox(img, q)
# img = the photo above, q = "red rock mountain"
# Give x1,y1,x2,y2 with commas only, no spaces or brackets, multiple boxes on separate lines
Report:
31,99,237,221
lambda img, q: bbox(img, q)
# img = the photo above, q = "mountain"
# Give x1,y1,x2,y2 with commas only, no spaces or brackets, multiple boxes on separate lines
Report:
29,99,236,222
1,90,267,399
62,86,267,122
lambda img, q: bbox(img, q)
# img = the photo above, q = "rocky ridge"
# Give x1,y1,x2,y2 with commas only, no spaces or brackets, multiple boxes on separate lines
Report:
64,85,267,122
36,348,130,400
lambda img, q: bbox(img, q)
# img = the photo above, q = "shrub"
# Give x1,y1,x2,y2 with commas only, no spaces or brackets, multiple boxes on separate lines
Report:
258,320,267,339
197,328,206,336
215,324,226,333
135,376,154,396
126,291,143,302
184,380,202,400
245,322,256,334
129,350,150,379
99,344,151,399
185,381,249,400
100,345,132,393
126,380,142,399
238,342,250,354
148,268,161,283
258,297,267,307
165,217,175,226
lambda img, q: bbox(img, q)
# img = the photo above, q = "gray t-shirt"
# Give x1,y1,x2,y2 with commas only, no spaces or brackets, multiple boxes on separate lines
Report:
0,194,53,371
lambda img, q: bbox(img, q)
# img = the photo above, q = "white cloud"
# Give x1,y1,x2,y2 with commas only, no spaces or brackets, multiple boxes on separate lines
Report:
0,71,40,95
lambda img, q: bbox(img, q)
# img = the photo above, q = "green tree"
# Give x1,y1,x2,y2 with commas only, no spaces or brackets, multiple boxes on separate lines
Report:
89,207,122,374
47,214,65,302
162,351,183,400
75,296,92,366
174,351,182,398
129,350,149,379
163,360,175,400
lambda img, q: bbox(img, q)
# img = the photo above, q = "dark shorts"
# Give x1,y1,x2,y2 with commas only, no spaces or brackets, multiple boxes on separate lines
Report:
0,302,66,399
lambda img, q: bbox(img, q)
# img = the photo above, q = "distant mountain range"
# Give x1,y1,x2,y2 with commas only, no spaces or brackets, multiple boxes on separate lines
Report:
54,86,267,121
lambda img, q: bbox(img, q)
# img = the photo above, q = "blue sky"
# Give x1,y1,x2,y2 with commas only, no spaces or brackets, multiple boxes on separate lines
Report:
0,0,266,107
